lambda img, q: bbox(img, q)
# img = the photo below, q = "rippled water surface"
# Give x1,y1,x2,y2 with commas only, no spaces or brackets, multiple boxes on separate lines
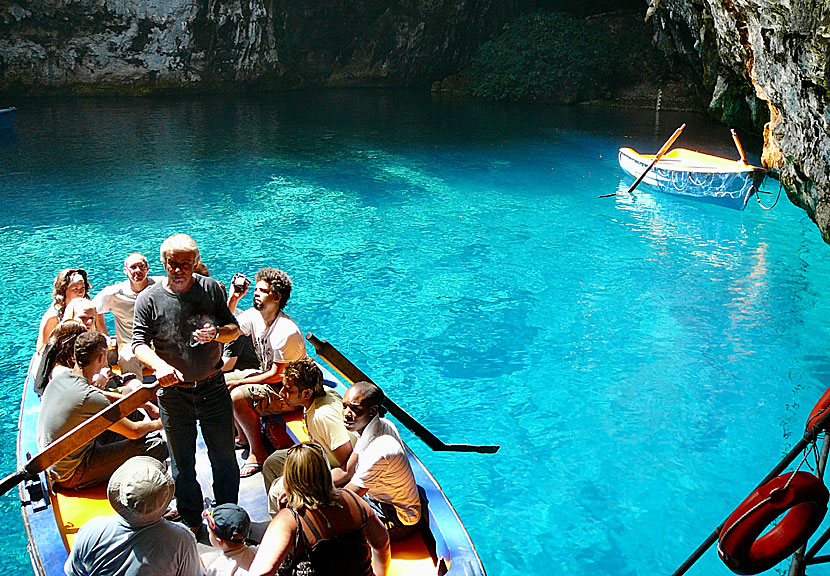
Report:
1,91,829,576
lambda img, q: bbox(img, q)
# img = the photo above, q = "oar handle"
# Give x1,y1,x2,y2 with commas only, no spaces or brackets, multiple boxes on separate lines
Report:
0,381,161,498
730,129,748,165
306,333,499,454
601,123,686,198
0,471,30,497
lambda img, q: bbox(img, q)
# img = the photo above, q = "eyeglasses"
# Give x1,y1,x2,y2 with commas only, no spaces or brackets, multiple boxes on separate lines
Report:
165,258,194,271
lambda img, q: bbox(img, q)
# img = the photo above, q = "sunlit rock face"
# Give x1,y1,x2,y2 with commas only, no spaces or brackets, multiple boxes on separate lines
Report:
0,0,518,91
651,0,830,243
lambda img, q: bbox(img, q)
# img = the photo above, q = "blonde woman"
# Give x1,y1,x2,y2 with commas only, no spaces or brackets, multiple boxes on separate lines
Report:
248,443,391,576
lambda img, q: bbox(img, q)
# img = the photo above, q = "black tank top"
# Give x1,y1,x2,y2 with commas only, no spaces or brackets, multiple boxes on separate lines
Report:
294,490,372,576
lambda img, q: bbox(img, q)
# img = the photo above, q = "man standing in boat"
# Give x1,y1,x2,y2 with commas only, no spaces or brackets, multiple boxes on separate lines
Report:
133,233,241,532
93,252,161,376
227,267,308,478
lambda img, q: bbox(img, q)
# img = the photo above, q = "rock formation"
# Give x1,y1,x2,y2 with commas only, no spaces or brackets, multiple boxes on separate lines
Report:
650,0,830,242
0,0,518,91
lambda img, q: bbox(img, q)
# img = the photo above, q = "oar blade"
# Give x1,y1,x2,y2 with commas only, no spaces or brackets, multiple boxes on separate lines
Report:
307,333,500,455
0,470,29,498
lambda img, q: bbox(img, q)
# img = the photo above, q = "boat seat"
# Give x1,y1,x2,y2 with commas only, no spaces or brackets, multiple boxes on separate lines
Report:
51,483,113,550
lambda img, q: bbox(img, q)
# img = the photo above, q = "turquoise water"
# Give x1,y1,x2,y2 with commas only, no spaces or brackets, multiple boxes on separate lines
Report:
2,91,830,576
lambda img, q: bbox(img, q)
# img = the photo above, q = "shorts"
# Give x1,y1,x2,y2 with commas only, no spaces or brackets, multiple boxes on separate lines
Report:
240,383,291,416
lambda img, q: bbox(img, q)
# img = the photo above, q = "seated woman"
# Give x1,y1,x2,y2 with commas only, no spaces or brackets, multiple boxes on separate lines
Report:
248,442,391,576
34,320,87,396
36,268,91,350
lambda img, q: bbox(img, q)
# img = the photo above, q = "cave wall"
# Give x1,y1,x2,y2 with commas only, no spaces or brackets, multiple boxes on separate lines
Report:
651,0,830,243
0,0,520,92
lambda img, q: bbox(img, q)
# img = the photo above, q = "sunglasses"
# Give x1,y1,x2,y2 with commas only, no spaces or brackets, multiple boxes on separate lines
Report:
288,441,325,455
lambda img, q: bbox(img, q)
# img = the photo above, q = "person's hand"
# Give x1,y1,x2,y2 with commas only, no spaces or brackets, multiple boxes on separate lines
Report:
92,367,115,389
229,282,249,300
155,363,183,388
192,323,217,344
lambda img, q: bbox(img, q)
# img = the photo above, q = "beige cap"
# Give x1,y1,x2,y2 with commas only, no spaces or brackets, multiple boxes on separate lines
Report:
107,457,174,527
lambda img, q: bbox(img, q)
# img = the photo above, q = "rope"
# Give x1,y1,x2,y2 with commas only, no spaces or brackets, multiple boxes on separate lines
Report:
717,439,817,549
757,176,783,210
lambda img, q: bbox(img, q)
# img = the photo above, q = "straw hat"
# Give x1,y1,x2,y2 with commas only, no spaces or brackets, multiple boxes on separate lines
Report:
107,457,174,527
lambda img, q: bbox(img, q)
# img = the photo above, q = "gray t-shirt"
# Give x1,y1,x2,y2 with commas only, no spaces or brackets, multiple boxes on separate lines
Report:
37,371,110,482
132,274,238,382
65,515,200,576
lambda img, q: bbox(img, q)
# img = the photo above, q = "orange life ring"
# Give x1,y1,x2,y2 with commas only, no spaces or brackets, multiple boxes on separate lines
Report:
806,386,830,431
718,471,828,575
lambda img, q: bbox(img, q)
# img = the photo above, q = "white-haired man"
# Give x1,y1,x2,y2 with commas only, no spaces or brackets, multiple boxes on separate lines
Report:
93,252,162,375
133,233,241,531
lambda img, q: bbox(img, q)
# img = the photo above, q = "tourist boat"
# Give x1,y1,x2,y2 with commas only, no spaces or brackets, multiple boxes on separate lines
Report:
618,146,766,210
16,339,488,576
0,107,15,131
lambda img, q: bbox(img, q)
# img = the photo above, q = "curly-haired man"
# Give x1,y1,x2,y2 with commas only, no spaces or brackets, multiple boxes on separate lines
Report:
227,267,309,477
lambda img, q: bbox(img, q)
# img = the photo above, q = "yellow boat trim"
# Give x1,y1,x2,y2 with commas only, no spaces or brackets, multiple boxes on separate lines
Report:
621,147,764,172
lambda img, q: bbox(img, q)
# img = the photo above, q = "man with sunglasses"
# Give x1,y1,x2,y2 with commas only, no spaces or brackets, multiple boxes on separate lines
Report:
93,252,162,376
133,233,241,532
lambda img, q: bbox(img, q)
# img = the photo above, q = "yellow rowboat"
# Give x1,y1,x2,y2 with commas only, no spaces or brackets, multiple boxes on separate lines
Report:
618,147,766,210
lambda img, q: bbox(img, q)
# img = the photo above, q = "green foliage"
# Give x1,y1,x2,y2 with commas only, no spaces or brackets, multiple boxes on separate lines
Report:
470,11,667,103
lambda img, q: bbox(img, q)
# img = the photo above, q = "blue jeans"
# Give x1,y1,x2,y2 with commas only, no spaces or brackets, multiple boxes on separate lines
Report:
157,372,238,527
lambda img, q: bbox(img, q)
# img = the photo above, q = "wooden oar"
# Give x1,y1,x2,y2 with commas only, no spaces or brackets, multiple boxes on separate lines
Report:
599,123,686,198
0,381,160,497
307,333,499,454
730,129,748,164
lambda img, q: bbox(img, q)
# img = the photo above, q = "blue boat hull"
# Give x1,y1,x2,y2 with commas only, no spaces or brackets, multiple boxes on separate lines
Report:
618,147,766,211
0,108,15,131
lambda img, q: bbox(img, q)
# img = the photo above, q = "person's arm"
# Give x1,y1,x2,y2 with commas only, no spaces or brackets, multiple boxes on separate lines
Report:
247,510,296,576
360,499,391,576
227,283,248,314
95,313,109,335
192,322,241,344
36,310,58,351
134,344,183,387
108,413,163,440
132,297,183,387
329,441,353,475
222,354,238,372
232,361,286,387
332,449,360,487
